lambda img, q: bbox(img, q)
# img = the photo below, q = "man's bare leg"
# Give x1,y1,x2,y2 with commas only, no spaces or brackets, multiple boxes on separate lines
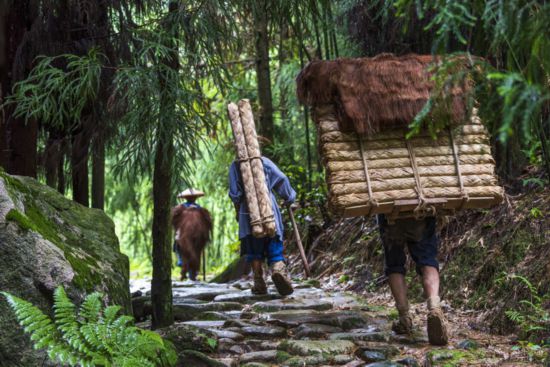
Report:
388,273,412,334
420,266,448,345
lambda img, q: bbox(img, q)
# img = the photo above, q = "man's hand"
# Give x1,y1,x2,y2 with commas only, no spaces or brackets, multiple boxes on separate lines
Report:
288,202,299,211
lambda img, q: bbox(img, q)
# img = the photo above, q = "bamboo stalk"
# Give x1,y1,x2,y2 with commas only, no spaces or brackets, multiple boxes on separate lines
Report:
238,100,276,238
227,103,264,237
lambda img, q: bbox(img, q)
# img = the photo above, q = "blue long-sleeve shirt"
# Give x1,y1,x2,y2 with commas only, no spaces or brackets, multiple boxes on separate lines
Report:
228,157,296,240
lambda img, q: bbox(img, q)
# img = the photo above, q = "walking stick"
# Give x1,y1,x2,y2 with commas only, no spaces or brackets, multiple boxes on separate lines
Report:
202,248,207,282
287,205,311,278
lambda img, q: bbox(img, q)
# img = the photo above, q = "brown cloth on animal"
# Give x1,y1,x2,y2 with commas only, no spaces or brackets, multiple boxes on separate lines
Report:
172,205,212,281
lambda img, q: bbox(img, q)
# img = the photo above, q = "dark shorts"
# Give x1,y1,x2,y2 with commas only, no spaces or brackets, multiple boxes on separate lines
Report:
378,215,439,276
240,235,285,265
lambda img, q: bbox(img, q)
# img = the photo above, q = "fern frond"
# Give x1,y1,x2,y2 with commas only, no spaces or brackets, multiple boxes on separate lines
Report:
80,292,103,324
53,287,91,355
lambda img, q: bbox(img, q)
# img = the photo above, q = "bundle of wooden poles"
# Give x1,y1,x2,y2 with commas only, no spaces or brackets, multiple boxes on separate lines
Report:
297,54,504,219
227,100,276,237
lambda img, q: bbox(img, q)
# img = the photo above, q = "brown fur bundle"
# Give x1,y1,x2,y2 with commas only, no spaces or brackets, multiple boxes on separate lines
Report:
296,54,472,135
172,205,212,280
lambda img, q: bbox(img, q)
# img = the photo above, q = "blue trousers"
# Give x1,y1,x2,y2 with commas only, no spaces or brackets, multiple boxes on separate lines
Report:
240,235,285,265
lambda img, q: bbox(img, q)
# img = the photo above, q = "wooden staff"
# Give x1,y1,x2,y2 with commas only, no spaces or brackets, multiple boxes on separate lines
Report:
202,248,206,282
287,205,311,278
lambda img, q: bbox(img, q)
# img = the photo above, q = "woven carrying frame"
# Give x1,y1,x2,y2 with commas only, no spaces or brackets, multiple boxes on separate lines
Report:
315,104,504,219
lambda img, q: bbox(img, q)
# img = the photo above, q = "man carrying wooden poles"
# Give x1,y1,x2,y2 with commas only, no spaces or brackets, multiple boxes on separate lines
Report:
227,100,296,296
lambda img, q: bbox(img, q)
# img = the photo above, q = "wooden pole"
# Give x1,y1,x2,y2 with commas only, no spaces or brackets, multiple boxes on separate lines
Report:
288,205,311,278
203,248,207,282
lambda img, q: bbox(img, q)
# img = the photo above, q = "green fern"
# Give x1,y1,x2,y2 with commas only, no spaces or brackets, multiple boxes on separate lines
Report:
1,287,177,367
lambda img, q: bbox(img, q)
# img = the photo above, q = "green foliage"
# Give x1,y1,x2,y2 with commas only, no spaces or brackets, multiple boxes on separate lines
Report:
1,287,177,367
389,0,550,179
6,47,103,128
498,274,550,352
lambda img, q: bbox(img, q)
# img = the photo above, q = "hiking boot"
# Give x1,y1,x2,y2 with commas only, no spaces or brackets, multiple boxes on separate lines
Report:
427,297,449,345
251,260,267,295
270,261,294,296
392,312,413,335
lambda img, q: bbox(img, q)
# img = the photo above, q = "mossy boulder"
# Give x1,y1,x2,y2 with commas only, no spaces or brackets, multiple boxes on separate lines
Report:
0,172,131,366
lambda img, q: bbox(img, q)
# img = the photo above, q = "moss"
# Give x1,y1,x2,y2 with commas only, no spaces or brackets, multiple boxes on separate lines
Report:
427,348,485,367
64,253,102,292
276,351,291,363
5,209,38,232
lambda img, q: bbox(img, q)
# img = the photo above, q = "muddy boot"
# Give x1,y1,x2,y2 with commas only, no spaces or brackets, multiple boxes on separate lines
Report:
391,305,413,335
251,261,267,295
270,261,294,296
427,296,449,345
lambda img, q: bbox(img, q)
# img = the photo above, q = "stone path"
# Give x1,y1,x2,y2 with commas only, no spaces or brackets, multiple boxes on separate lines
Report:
131,278,539,367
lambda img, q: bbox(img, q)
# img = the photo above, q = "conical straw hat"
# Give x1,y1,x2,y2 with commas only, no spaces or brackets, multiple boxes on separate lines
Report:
177,188,205,199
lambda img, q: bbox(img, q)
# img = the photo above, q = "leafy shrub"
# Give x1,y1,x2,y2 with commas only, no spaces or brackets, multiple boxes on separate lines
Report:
1,287,177,367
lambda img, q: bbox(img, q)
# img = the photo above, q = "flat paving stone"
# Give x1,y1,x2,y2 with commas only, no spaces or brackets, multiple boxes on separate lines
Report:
262,310,368,329
330,329,389,342
252,298,333,312
182,320,225,328
292,323,343,339
173,301,242,321
173,286,238,301
241,325,287,338
207,329,244,341
214,290,279,303
280,340,356,356
239,350,279,363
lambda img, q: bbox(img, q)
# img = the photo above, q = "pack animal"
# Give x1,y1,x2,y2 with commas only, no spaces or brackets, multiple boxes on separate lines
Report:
171,205,212,281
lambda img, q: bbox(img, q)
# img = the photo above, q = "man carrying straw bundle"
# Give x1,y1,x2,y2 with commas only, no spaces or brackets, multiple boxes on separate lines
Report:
228,156,296,296
378,215,448,345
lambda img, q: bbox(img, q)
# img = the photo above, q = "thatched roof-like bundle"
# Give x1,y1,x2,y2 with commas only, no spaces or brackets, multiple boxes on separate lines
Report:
296,54,503,219
296,53,470,135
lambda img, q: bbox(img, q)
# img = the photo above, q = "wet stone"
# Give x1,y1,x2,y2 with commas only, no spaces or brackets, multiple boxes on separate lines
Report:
182,320,225,328
330,329,389,343
334,354,355,364
241,325,287,338
365,362,404,367
358,350,386,363
200,311,242,321
252,298,333,312
207,329,244,341
214,290,279,304
245,339,281,351
223,319,254,328
396,357,420,367
173,285,238,301
263,310,367,330
280,340,356,356
173,301,242,321
457,339,479,350
292,323,343,339
242,363,270,367
229,344,250,355
239,350,279,364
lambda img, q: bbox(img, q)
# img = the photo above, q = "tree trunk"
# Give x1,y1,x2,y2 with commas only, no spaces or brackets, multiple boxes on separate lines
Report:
71,128,90,206
1,1,37,177
253,0,274,142
57,142,66,195
151,132,174,329
44,130,62,188
150,0,178,330
7,116,38,177
91,134,105,210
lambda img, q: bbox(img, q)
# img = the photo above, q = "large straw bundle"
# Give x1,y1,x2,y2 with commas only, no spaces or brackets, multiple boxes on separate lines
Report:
296,54,503,219
315,104,503,218
228,100,276,237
